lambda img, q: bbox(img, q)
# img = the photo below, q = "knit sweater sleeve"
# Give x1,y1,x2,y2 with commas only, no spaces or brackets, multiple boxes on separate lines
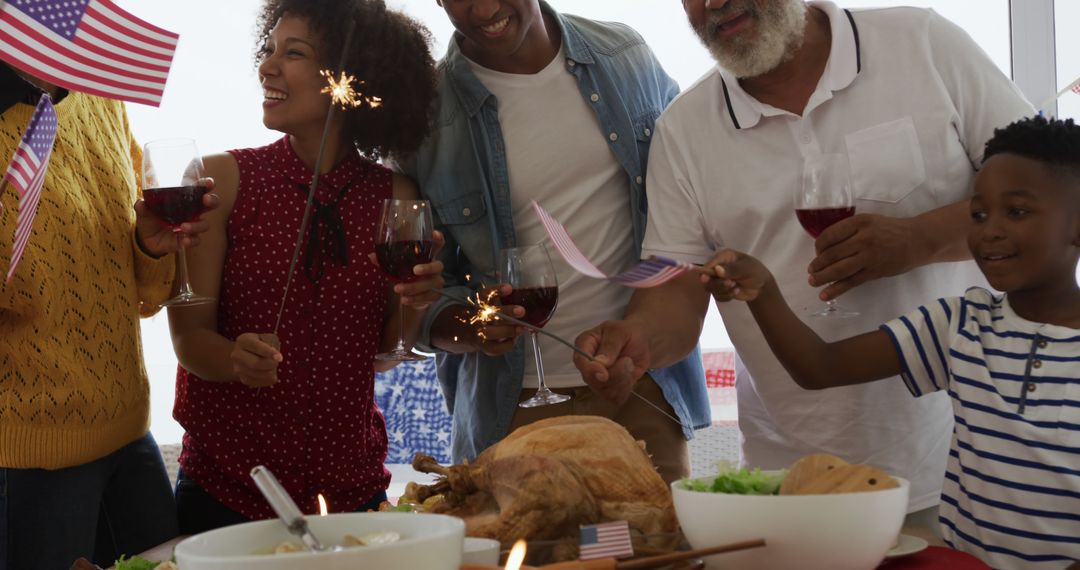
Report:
121,107,175,316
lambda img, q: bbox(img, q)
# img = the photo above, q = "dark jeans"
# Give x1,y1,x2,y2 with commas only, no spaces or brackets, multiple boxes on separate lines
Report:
0,432,178,570
175,470,388,536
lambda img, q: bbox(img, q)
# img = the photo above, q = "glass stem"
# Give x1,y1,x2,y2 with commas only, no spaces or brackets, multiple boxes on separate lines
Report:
395,299,408,352
530,331,547,391
174,233,195,299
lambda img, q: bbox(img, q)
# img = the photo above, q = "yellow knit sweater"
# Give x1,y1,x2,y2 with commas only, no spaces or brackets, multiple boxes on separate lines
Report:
0,93,175,469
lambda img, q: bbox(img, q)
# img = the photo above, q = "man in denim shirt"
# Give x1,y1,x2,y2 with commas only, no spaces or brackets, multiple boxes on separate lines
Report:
399,0,710,482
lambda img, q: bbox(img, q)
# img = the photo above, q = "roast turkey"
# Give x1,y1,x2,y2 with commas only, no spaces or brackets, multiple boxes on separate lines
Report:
408,415,678,561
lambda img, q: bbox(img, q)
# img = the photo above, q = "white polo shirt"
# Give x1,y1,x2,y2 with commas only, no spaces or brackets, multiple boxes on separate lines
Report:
642,2,1033,510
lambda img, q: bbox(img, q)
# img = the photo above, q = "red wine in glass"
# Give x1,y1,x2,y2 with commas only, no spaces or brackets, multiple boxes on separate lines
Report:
143,185,209,229
499,243,568,408
374,199,433,361
797,153,858,318
376,239,434,283
795,206,855,238
501,286,558,328
142,138,215,307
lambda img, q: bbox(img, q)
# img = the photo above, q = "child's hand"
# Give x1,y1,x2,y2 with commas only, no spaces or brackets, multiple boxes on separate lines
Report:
701,248,773,302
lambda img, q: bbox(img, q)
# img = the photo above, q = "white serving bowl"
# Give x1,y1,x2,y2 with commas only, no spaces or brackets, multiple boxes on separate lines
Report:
462,537,501,565
174,512,464,570
672,473,909,570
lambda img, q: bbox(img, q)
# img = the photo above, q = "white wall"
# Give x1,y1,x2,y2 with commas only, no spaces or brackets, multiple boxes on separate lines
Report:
115,0,1058,444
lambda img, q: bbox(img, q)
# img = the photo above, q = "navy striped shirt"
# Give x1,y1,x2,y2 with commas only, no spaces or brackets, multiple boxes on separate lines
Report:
882,287,1080,569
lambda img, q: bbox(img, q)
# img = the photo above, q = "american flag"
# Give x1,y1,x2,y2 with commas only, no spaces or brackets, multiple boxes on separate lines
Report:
532,200,695,288
0,0,178,107
4,93,56,282
579,520,634,561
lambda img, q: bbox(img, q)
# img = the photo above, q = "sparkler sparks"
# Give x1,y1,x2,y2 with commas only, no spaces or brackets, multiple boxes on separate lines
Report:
320,69,383,110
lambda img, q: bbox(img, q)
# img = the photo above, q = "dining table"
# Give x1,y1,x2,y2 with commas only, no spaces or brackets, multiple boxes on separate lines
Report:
104,525,990,570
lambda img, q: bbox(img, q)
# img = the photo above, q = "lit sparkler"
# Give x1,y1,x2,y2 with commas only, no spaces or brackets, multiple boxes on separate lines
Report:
439,289,690,429
320,69,383,110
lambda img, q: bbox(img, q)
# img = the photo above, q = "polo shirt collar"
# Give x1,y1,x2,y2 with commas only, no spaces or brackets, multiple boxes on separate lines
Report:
718,0,861,130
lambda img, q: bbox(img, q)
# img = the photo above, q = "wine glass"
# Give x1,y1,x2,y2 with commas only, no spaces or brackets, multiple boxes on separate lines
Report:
796,153,858,318
374,198,434,361
499,243,568,408
142,138,215,307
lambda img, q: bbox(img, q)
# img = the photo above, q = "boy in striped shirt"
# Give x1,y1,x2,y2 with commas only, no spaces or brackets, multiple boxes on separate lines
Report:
704,116,1079,570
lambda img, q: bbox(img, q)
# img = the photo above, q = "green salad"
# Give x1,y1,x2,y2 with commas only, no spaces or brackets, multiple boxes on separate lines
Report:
681,464,787,495
114,555,176,570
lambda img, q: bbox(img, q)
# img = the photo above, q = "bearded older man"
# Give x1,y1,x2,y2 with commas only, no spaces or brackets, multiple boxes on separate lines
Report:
574,0,1032,534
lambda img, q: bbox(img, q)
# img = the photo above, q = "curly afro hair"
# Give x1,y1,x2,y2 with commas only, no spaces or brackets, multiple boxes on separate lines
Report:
984,115,1080,181
255,0,437,161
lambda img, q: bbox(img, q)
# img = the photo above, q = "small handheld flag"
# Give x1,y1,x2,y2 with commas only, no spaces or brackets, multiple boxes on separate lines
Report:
579,520,634,561
4,93,57,282
532,200,694,288
0,0,178,107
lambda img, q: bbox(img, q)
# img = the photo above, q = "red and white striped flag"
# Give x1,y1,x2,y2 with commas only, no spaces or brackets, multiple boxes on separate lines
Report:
0,0,178,107
532,200,695,288
579,520,634,561
4,93,57,282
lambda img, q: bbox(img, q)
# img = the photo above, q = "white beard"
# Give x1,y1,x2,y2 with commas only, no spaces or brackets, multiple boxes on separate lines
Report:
696,0,808,78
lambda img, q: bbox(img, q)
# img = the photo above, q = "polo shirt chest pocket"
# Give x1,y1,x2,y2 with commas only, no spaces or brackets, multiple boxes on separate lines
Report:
844,117,927,204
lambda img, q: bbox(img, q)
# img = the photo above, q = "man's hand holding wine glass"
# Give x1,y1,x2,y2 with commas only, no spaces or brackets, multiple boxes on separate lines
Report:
134,178,220,257
806,212,933,301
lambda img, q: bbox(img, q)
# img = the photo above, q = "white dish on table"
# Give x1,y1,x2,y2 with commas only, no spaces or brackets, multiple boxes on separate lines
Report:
672,473,909,570
885,534,929,559
174,512,464,570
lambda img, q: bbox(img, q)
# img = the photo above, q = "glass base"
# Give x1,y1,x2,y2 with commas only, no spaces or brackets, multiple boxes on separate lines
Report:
160,294,216,308
809,301,859,318
375,349,427,362
518,386,571,408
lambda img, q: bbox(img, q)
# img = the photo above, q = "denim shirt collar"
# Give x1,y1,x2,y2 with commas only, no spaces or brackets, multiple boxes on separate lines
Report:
442,0,594,119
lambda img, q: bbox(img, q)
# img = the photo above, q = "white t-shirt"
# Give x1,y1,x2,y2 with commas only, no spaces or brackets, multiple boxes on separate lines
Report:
882,289,1080,569
642,2,1033,510
468,46,635,388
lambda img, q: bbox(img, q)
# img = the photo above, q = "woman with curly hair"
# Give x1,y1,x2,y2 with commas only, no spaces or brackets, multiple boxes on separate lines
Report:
167,0,440,534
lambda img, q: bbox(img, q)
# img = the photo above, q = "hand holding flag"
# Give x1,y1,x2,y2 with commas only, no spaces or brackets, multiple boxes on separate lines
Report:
532,201,695,289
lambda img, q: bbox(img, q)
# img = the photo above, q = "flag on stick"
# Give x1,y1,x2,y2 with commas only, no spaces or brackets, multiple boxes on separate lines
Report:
4,93,57,282
579,520,634,561
532,200,694,288
0,0,178,107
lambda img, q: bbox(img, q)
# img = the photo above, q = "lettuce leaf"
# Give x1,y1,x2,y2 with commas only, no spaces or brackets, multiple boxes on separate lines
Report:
114,556,160,570
682,465,786,495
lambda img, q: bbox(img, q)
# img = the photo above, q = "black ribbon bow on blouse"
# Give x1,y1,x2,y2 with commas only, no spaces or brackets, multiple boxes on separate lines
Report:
296,180,351,282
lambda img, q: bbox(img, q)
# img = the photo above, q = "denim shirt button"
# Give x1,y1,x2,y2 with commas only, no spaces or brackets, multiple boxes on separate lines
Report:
635,176,643,185
644,128,652,137
462,207,471,217
567,59,576,67
590,93,600,103
608,132,618,141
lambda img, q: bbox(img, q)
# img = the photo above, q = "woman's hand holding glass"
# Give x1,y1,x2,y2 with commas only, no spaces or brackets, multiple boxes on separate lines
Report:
134,179,220,257
384,230,446,310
